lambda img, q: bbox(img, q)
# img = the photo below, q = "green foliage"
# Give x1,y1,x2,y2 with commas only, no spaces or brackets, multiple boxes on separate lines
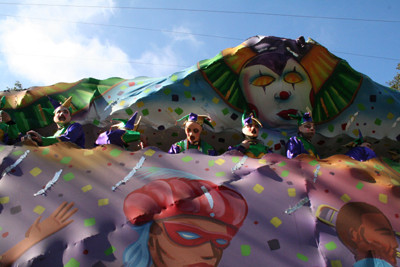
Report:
387,63,400,91
6,81,24,91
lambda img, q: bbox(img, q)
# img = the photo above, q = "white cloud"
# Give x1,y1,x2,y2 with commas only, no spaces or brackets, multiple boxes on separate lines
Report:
166,26,204,48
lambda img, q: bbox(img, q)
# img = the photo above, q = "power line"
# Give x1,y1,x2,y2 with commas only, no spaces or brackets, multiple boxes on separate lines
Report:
0,2,399,23
331,51,400,62
0,51,191,68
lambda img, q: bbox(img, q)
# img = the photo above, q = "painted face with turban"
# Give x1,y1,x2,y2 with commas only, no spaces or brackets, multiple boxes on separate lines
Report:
123,178,248,267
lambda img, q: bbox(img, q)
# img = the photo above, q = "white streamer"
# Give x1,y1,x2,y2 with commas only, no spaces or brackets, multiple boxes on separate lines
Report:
112,156,146,191
231,156,249,173
1,150,30,178
34,169,63,196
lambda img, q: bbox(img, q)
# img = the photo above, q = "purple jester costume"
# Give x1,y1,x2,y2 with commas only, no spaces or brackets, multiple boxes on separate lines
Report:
344,130,377,162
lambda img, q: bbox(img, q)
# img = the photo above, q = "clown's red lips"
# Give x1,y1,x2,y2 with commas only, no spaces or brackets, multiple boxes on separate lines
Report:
277,109,298,120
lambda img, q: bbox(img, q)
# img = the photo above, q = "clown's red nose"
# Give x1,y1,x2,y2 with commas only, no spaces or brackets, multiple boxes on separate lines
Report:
279,91,290,100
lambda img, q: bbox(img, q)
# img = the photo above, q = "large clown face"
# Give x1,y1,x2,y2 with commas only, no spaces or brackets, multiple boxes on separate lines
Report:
185,121,202,144
53,106,71,125
240,57,312,128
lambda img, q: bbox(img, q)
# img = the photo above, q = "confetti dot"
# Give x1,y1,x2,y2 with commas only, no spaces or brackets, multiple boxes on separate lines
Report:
63,172,75,182
110,149,122,157
119,100,126,106
253,184,264,194
84,150,94,156
328,124,334,132
270,217,282,228
42,147,50,155
183,79,190,87
60,157,72,164
211,121,217,127
105,246,116,256
379,194,388,204
12,150,24,156
331,260,343,267
374,118,382,126
221,108,229,115
98,199,109,206
0,197,9,204
84,218,96,227
184,91,191,98
83,249,89,255
241,245,251,256
144,149,156,157
215,159,225,165
64,258,80,267
230,113,238,120
278,161,287,167
387,112,395,120
340,194,351,203
267,140,273,147
356,182,364,190
170,75,178,81
33,205,46,215
30,167,42,177
171,94,179,102
2,232,9,238
215,172,225,177
92,119,100,126
345,161,355,166
125,108,133,115
258,159,266,164
144,88,151,94
136,101,144,108
309,160,318,166
357,103,366,110
370,95,377,102
205,168,209,171
274,143,281,150
254,221,258,225
181,156,193,163
281,170,289,177
128,82,135,86
267,239,280,251
325,241,337,251
212,97,220,104
296,253,308,262
142,109,149,116
107,163,112,166
287,188,296,197
387,98,394,104
81,185,92,193
10,205,21,214
208,160,214,167
174,107,183,115
395,214,399,218
325,189,329,193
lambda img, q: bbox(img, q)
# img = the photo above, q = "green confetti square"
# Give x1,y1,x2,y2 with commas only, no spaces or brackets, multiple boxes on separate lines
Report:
125,108,133,115
387,98,394,104
174,107,183,115
84,218,96,227
60,157,72,164
241,245,251,256
181,156,193,162
164,88,171,95
0,226,2,231
171,132,179,137
278,161,287,167
110,149,122,157
93,119,100,126
309,160,318,166
142,109,149,116
374,164,384,171
221,108,229,115
63,172,75,182
232,157,240,163
64,258,80,267
325,241,337,251
356,182,364,190
328,124,334,133
184,91,191,98
0,146,4,152
281,170,289,177
296,253,308,262
12,150,23,156
105,246,116,256
261,132,268,139
170,75,178,82
345,161,355,166
42,147,50,155
374,118,382,126
208,160,214,167
336,138,343,143
215,172,225,177
357,103,366,110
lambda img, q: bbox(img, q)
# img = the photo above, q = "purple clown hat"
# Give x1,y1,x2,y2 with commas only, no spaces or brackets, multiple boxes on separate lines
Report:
177,113,214,129
112,111,142,131
289,110,313,126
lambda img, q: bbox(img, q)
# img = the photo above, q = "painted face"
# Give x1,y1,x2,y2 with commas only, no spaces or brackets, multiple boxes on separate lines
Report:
298,122,315,140
148,216,232,267
352,213,398,266
185,121,202,144
242,124,259,138
53,106,71,125
360,142,373,150
240,57,312,128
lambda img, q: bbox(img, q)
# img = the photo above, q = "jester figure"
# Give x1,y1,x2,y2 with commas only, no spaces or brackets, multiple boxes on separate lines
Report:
95,111,147,149
285,112,320,159
228,112,272,158
0,96,22,145
168,113,218,156
344,130,377,162
26,96,85,148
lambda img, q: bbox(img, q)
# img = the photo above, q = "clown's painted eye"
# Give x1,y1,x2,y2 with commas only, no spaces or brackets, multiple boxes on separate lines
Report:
178,231,201,240
216,239,228,245
284,71,303,84
251,75,275,87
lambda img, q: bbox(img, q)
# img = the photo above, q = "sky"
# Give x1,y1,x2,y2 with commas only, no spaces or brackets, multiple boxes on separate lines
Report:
0,0,399,90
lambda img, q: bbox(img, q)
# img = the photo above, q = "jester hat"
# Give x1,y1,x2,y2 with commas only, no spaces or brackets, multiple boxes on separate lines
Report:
344,130,365,148
42,96,74,115
242,111,263,128
177,113,214,129
112,111,142,131
289,110,313,126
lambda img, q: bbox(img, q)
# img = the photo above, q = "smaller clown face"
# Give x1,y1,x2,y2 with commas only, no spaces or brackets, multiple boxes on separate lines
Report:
242,124,259,138
185,121,202,144
53,106,71,125
298,122,315,140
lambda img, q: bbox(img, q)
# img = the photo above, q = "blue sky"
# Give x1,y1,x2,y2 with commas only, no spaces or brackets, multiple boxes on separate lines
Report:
0,0,399,90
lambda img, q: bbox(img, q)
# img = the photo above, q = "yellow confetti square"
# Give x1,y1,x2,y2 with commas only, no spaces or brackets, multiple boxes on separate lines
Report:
253,184,264,194
183,79,190,87
33,205,45,215
258,159,266,165
81,185,93,192
215,159,225,165
212,97,220,104
0,197,9,204
281,131,287,137
144,149,155,157
137,129,145,134
358,163,367,168
270,217,282,228
120,85,127,90
288,188,296,197
211,121,217,127
119,100,126,106
340,194,351,203
144,88,151,93
84,150,94,156
167,107,173,113
387,112,394,120
232,133,240,140
30,167,42,177
331,260,343,267
136,101,144,108
379,194,387,203
201,130,208,135
267,140,274,147
391,179,400,186
352,129,359,136
98,199,109,206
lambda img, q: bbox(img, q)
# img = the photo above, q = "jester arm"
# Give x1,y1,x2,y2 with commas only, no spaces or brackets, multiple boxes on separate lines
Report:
0,202,78,267
285,137,303,159
42,123,85,148
168,143,182,154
